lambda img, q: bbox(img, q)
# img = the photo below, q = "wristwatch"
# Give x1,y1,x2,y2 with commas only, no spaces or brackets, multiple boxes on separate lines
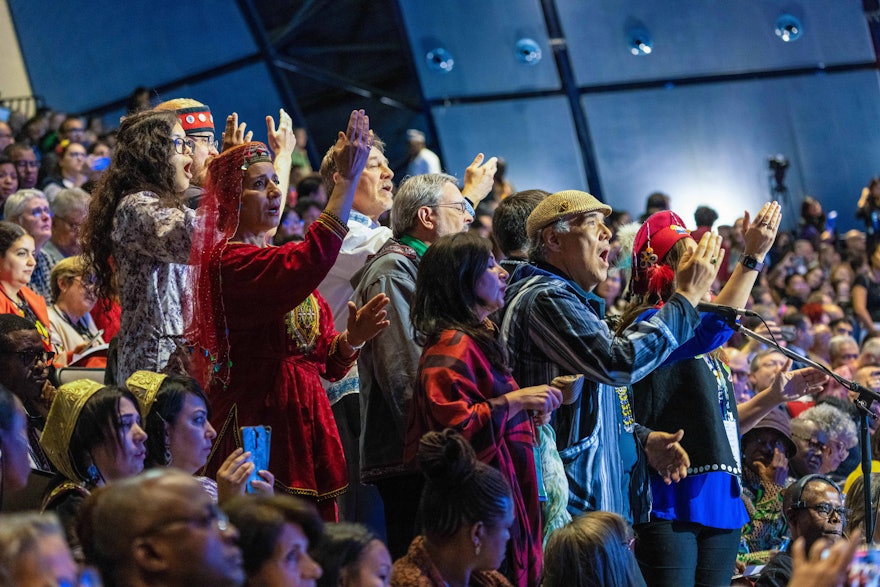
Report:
739,254,764,272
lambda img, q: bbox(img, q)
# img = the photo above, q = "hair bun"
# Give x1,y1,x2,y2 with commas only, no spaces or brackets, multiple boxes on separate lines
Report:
417,429,476,490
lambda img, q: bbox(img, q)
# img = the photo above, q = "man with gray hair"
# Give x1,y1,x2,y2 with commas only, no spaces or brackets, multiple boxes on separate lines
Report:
500,190,721,524
42,187,90,263
350,172,473,557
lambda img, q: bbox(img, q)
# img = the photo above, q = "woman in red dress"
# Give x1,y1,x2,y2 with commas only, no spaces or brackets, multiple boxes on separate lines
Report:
187,111,388,520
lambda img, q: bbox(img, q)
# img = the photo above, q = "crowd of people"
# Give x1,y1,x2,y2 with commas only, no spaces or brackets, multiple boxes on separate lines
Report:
0,96,876,587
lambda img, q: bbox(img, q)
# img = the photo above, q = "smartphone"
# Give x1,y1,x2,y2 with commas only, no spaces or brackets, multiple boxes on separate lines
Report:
90,156,110,171
240,425,271,494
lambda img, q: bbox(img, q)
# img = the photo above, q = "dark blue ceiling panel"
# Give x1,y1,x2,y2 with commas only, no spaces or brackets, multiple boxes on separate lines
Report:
8,0,258,112
398,0,560,100
557,0,874,86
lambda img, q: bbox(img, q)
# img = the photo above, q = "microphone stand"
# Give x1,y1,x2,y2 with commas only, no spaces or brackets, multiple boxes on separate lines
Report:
734,319,880,544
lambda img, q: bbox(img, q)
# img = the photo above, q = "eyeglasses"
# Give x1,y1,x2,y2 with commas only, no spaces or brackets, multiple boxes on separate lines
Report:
752,436,788,452
190,135,219,151
0,349,55,366
140,503,230,537
172,137,196,154
57,217,84,232
431,201,468,214
792,434,832,456
14,160,39,169
793,502,850,521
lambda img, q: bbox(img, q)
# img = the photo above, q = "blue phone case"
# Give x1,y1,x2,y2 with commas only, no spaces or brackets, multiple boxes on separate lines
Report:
240,425,271,493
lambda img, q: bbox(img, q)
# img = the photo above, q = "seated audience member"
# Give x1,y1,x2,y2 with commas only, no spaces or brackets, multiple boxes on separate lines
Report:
844,473,880,542
310,522,392,587
296,172,329,206
391,429,515,587
789,406,852,480
6,143,39,190
755,475,846,587
820,335,861,400
224,494,324,587
0,512,80,586
781,312,813,370
0,384,30,497
40,140,88,201
829,317,854,339
0,221,50,332
127,370,273,502
48,256,106,368
802,403,857,480
727,348,754,403
4,189,55,301
295,197,324,232
77,469,244,587
0,155,19,213
39,380,147,555
0,314,54,475
42,187,90,263
738,409,798,565
541,511,645,587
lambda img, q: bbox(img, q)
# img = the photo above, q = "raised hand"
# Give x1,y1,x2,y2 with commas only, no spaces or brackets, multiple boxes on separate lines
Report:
332,109,373,180
266,108,295,157
215,448,254,503
787,531,860,587
645,429,690,485
461,153,498,205
221,112,253,152
741,201,781,259
674,231,724,306
769,363,828,402
345,293,390,348
753,448,789,487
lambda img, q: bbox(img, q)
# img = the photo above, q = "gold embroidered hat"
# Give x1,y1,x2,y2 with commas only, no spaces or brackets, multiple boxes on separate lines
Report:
526,190,612,241
126,370,168,415
39,379,105,482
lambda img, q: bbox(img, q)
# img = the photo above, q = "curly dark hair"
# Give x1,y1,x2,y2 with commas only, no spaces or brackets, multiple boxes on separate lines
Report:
411,232,509,374
81,110,180,302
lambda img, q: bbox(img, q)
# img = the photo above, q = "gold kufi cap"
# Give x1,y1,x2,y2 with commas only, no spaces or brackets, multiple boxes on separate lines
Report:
39,379,105,482
126,370,168,415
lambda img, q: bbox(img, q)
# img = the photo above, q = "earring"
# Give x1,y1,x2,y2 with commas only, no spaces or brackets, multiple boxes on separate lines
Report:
86,463,100,485
165,445,173,466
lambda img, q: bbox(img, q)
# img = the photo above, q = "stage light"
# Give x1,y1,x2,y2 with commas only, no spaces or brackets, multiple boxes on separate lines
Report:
627,27,653,56
426,47,454,73
515,38,542,65
775,14,803,42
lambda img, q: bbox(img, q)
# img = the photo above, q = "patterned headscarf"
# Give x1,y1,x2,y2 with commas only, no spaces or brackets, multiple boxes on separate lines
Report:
185,142,273,388
39,379,105,482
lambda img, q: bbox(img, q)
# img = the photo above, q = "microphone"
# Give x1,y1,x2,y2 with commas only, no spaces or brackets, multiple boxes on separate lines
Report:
696,302,758,318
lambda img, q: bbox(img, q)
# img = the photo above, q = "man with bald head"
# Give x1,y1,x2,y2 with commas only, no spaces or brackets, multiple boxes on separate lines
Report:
77,469,244,587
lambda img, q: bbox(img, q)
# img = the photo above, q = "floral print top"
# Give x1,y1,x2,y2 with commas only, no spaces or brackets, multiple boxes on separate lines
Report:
112,191,194,382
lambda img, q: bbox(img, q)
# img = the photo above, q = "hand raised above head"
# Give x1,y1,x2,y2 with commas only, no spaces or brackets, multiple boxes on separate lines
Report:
221,112,253,152
332,109,374,180
741,201,781,259
462,153,498,204
674,231,724,306
266,108,295,156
